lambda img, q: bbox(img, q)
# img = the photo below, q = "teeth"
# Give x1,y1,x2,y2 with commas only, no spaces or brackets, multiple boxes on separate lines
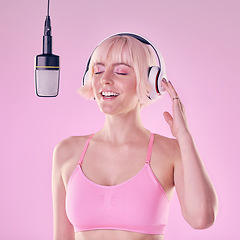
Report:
101,91,119,97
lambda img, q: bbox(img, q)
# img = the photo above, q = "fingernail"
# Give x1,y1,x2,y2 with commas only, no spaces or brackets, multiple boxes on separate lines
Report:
169,80,172,84
162,78,167,83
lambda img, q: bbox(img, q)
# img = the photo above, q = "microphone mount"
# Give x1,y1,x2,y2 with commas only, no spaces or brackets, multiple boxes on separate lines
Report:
43,16,52,54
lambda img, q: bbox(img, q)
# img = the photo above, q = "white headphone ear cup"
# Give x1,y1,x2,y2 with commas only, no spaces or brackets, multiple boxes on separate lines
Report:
148,66,167,100
83,70,89,86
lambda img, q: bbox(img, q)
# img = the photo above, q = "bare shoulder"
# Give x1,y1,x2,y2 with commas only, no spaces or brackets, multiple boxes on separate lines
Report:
53,135,91,167
150,133,181,199
52,134,94,189
153,133,181,164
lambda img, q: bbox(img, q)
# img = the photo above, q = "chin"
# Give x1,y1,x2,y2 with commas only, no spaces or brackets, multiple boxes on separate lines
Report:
100,105,139,117
99,107,119,116
96,96,140,116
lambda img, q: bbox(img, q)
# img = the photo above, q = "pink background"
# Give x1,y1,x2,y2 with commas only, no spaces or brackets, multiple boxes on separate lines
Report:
1,0,239,239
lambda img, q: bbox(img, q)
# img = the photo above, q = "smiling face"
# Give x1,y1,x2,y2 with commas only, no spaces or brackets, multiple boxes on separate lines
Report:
92,52,140,115
79,35,158,107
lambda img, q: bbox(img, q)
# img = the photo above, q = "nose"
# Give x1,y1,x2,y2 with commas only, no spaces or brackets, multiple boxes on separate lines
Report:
100,70,113,85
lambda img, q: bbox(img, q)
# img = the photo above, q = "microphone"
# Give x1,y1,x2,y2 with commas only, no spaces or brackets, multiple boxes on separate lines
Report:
35,0,60,97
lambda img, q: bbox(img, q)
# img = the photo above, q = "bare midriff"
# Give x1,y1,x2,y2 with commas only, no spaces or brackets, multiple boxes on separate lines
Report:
75,229,164,240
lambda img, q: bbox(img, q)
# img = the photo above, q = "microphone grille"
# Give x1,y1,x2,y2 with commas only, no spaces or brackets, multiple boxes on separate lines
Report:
35,69,60,97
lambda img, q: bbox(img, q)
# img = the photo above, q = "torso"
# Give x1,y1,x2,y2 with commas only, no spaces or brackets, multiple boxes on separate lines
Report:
61,132,179,240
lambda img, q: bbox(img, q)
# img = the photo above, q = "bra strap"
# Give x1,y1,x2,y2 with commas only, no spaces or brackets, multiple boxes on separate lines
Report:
79,134,94,165
146,133,154,164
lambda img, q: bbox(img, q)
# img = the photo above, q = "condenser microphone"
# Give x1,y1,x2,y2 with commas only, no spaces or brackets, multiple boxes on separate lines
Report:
35,0,60,97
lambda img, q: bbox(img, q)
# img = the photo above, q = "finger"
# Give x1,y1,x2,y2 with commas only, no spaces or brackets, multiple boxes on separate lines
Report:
161,79,179,102
168,81,178,98
161,79,175,99
163,111,173,128
161,78,170,91
178,98,185,113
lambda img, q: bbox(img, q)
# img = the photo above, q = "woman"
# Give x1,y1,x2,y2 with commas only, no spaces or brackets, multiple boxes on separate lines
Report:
52,34,218,240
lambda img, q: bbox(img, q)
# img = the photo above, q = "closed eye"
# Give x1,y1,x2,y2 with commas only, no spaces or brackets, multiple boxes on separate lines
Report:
114,66,128,75
116,72,127,75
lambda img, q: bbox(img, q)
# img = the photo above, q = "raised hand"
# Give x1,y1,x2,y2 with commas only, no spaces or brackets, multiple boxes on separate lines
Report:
161,78,190,139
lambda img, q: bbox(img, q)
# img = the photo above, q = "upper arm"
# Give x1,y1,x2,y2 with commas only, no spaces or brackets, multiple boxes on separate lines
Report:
172,139,200,223
172,140,186,215
172,136,218,228
52,141,75,240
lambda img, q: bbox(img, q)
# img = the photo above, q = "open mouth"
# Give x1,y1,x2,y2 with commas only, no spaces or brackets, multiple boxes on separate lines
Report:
100,91,120,98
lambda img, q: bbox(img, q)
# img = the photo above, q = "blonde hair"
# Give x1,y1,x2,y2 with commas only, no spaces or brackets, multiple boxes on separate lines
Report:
78,35,158,107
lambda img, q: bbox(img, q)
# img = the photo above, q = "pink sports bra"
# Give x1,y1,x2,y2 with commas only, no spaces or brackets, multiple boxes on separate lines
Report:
66,133,170,235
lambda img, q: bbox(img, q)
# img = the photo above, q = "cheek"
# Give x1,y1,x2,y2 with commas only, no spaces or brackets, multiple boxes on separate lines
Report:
91,78,100,92
129,78,140,102
128,77,137,94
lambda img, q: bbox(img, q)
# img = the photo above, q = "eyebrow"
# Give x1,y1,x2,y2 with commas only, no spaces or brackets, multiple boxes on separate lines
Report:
94,62,132,68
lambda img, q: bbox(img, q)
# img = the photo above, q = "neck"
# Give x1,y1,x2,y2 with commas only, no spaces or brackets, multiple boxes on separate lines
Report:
98,107,148,144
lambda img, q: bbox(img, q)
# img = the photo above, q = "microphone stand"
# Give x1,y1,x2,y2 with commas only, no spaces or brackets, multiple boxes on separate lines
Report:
35,0,60,97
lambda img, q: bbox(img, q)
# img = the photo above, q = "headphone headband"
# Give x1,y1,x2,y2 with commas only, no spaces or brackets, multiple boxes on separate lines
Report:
83,32,162,85
113,33,161,66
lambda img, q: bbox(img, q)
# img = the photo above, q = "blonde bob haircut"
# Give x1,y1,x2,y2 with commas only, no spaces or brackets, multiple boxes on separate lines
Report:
78,35,159,107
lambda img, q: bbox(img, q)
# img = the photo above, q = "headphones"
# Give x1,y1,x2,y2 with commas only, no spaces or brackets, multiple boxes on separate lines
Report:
82,32,167,100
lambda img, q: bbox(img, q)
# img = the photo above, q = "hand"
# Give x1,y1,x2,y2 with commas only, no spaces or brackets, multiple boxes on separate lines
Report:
161,78,190,139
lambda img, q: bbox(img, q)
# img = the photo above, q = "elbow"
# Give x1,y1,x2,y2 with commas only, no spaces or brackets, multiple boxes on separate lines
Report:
184,202,218,229
185,193,219,229
189,211,217,229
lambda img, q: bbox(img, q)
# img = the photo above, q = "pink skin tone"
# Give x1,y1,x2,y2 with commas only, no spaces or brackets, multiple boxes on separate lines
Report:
92,60,140,117
92,58,189,141
161,78,190,139
161,79,218,229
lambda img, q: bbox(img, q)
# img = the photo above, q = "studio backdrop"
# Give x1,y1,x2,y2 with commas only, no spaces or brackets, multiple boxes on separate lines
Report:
0,0,239,239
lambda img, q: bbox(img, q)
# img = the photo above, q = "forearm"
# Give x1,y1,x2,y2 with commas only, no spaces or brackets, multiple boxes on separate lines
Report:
176,132,218,228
